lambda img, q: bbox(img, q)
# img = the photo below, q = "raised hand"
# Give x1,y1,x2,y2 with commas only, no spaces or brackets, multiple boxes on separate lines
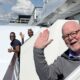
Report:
20,32,24,39
34,29,53,49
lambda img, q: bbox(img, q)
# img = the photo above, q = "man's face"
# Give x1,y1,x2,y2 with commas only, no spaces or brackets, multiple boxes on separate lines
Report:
10,33,15,41
62,21,80,53
28,30,33,37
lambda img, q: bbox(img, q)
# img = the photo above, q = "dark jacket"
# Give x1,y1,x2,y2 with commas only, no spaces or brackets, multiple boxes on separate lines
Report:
11,39,21,59
33,48,80,80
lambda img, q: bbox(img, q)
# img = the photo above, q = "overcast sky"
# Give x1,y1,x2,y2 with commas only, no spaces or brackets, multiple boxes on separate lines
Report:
0,0,43,23
31,0,43,7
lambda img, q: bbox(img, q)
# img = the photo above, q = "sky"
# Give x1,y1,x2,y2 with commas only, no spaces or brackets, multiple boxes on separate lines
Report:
0,0,43,23
31,0,43,7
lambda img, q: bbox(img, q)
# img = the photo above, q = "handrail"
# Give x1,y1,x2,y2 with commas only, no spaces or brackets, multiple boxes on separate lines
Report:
3,54,19,80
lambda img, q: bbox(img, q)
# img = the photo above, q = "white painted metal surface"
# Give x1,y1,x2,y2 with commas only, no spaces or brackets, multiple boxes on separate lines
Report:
0,24,39,80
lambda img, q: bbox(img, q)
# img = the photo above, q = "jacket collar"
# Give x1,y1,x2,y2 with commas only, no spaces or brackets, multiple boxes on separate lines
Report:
61,49,80,61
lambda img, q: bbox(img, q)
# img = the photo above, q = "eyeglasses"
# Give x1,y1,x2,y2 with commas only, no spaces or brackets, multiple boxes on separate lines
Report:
62,29,80,40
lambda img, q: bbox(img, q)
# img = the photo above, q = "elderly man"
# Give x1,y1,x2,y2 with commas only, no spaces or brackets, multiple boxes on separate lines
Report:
33,21,80,80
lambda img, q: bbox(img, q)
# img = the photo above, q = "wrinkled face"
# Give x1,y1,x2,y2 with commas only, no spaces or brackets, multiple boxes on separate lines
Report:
10,33,15,41
62,21,80,53
28,29,33,37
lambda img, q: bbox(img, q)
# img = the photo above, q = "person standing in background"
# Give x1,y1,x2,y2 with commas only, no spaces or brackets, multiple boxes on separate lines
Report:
7,32,21,80
8,32,21,61
20,28,34,44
